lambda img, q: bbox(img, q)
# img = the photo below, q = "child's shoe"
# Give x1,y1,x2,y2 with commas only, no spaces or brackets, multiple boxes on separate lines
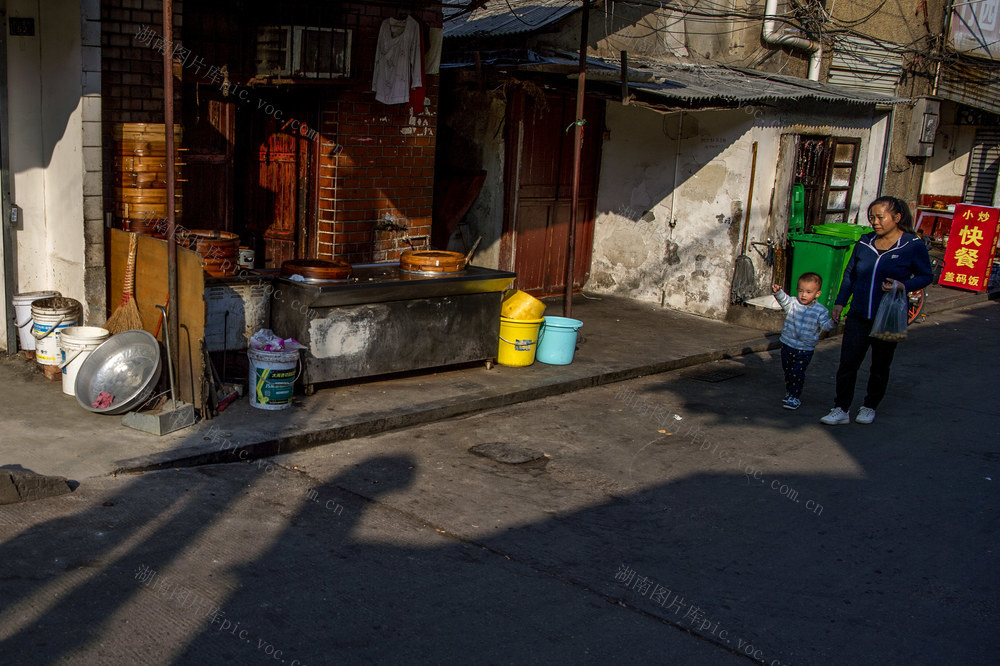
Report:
782,396,801,410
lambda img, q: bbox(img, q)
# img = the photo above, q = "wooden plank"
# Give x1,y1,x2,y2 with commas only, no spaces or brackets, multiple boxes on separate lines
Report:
108,229,206,412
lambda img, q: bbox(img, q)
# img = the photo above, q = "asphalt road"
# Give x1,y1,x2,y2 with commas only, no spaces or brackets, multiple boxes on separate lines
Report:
1,301,997,664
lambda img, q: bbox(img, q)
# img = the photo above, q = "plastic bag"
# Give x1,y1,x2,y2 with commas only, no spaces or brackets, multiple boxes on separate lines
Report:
870,289,908,342
250,328,306,352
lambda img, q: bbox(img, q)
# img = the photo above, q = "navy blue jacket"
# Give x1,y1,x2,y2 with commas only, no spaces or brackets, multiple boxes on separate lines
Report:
836,232,933,319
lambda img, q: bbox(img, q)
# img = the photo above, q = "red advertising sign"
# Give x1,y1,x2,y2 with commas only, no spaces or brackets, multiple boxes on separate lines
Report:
939,204,1000,292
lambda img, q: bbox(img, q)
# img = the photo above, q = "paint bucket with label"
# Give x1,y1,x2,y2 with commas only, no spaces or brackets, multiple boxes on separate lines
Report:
497,316,544,367
536,316,583,365
12,290,61,352
59,326,111,396
248,347,300,410
31,297,82,366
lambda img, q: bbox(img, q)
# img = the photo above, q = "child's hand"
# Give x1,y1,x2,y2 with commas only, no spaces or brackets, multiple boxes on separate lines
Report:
772,284,781,294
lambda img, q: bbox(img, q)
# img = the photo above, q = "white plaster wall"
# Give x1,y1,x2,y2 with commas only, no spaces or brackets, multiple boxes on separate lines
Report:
7,0,87,314
588,102,881,319
923,123,976,198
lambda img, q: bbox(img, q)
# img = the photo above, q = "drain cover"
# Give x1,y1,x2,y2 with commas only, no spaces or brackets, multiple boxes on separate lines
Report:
681,363,745,383
469,441,547,465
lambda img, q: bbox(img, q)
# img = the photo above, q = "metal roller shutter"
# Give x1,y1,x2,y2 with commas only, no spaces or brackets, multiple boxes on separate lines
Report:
963,128,1000,205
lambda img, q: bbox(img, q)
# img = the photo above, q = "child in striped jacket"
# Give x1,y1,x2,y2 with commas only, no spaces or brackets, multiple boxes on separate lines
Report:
772,272,837,410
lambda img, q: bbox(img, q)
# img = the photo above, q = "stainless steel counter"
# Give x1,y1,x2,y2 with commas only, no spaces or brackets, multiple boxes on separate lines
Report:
269,263,516,391
273,263,516,308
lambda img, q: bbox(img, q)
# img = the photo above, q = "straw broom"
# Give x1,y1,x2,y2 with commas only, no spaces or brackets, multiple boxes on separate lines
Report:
105,232,142,333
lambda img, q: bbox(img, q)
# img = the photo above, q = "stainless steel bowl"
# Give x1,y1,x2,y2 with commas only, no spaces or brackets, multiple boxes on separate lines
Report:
75,330,162,415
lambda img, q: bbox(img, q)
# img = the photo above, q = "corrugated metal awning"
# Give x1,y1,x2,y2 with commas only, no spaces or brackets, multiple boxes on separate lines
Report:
445,0,581,39
606,62,906,107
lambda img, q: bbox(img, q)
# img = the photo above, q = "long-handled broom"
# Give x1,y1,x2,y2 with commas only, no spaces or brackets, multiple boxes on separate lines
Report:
105,232,143,333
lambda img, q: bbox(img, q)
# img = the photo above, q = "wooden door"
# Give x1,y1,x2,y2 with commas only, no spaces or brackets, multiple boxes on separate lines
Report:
244,109,314,268
181,95,235,232
796,135,861,229
502,90,602,296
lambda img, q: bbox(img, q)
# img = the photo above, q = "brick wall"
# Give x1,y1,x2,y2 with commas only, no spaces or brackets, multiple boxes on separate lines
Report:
100,0,184,222
317,5,440,264
101,0,182,125
101,0,440,265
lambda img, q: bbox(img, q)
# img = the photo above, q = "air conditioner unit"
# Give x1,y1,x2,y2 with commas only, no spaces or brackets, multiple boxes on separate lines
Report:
256,25,352,79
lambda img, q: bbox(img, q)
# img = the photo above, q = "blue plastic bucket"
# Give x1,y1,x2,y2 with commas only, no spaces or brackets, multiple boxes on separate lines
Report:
536,316,583,365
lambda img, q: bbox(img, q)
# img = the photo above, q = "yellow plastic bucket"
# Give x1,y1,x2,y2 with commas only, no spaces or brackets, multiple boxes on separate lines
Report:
501,290,546,320
498,316,544,367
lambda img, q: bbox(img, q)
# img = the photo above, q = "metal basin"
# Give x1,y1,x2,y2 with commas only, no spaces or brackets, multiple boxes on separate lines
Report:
75,330,162,415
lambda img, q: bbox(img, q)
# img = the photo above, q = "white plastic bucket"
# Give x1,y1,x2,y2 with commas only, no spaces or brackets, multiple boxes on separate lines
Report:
59,326,110,396
31,297,81,366
12,290,61,352
248,347,299,410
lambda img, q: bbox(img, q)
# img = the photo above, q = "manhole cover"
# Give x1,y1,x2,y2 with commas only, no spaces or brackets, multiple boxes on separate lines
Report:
681,363,745,383
469,441,547,465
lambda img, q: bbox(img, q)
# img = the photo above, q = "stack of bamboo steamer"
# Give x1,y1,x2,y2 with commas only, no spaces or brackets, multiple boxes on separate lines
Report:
185,230,240,277
113,123,183,237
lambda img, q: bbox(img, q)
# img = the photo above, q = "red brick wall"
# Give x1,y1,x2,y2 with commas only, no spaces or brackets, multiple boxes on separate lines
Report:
101,0,440,265
317,5,440,264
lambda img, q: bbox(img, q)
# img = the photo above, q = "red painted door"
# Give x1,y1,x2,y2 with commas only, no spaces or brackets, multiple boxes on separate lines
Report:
245,110,314,268
502,91,601,296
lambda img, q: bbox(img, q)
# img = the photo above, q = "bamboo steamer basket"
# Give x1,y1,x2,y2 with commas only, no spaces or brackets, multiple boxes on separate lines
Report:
113,122,184,237
185,229,239,277
399,249,467,273
281,259,352,281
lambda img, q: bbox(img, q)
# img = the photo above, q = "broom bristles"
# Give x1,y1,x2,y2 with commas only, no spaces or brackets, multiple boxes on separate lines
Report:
105,232,143,333
105,299,142,334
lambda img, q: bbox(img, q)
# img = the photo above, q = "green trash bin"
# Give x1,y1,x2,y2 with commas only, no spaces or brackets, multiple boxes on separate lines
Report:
788,232,855,313
812,223,872,316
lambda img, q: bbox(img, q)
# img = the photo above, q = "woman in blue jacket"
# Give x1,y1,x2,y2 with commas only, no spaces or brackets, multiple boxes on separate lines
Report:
820,196,933,425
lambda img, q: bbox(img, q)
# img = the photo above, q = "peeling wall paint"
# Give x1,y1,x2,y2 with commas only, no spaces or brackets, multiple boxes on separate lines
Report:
588,103,881,319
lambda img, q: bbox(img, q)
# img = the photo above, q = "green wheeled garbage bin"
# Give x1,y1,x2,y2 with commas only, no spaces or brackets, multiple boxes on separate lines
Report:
811,223,872,315
787,232,855,314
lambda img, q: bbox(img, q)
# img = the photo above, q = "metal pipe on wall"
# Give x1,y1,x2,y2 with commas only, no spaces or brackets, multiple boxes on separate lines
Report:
763,0,822,80
163,0,179,367
0,2,17,353
564,1,591,318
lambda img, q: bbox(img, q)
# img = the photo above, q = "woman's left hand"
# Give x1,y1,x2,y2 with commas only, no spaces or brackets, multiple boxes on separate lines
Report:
881,278,903,293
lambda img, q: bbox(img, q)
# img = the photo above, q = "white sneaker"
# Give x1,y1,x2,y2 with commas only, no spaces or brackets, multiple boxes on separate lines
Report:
855,407,876,424
820,407,850,425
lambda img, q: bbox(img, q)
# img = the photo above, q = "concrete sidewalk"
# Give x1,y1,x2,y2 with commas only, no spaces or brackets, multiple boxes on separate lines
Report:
1,286,992,482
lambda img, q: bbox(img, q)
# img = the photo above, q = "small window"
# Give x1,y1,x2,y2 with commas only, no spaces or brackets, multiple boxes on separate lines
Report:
794,135,860,229
255,26,352,79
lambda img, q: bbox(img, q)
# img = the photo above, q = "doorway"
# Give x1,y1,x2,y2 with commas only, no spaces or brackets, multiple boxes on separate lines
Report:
234,93,318,268
502,88,602,296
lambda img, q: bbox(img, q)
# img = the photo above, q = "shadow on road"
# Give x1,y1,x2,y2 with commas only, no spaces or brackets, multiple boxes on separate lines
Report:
0,305,996,664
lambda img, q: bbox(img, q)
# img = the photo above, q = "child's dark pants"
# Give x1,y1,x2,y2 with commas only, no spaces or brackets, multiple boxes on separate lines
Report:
781,343,814,399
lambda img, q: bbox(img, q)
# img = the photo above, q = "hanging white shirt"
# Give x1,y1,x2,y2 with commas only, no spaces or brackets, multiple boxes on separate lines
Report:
372,16,423,105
